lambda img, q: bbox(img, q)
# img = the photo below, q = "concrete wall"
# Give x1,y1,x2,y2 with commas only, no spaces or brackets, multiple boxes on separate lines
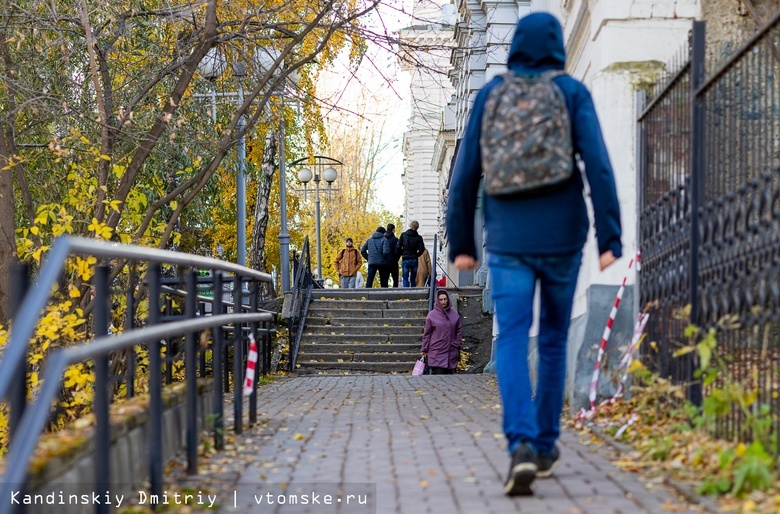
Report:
25,380,216,514
455,287,494,372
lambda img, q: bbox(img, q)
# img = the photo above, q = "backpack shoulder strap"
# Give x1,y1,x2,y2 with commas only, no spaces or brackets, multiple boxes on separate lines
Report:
541,70,567,81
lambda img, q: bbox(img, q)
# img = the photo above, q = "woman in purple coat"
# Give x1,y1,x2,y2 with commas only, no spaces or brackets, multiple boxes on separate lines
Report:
421,289,463,374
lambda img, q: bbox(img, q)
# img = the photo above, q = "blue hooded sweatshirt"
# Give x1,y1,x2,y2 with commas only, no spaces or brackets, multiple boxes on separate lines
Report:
446,12,622,261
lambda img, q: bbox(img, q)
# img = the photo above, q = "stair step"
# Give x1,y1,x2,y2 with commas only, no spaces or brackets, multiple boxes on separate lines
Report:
297,289,429,375
304,325,424,335
307,308,427,319
312,289,429,301
296,361,416,373
297,343,421,353
305,317,425,327
310,299,429,310
301,334,421,344
297,352,419,363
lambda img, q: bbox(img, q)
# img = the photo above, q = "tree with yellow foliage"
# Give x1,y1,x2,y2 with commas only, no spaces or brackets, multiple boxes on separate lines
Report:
0,0,380,322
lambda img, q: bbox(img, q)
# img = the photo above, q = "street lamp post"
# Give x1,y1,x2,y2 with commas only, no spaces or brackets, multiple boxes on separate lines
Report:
291,157,342,280
277,106,291,292
196,50,248,266
233,62,247,267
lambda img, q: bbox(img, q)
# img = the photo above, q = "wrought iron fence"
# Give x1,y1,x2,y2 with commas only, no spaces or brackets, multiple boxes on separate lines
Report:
638,40,694,394
0,237,276,514
639,13,780,441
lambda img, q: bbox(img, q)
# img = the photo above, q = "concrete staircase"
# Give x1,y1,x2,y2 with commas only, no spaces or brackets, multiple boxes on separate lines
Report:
295,288,429,374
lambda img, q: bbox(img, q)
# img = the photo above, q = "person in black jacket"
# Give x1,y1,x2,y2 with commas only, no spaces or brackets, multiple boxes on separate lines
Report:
384,223,400,288
360,227,390,288
397,220,425,287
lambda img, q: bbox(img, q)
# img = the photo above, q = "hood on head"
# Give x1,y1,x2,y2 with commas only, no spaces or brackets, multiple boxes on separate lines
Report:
435,288,451,312
507,12,566,74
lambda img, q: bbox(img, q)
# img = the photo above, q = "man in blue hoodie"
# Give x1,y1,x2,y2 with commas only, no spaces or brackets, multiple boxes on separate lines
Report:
446,13,622,496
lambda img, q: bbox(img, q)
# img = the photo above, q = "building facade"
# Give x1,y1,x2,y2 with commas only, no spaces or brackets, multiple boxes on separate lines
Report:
399,0,457,264
402,0,705,404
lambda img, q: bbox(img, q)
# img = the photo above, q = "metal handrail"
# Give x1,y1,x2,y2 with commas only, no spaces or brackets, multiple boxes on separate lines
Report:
428,234,438,312
0,311,272,504
0,236,276,514
0,236,271,403
288,237,314,371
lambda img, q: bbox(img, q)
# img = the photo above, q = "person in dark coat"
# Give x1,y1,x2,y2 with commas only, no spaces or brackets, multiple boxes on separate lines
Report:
385,223,400,288
446,12,622,496
360,227,390,288
421,289,462,374
397,220,425,287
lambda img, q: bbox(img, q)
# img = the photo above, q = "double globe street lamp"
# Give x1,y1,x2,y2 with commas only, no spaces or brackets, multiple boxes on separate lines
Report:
290,156,342,281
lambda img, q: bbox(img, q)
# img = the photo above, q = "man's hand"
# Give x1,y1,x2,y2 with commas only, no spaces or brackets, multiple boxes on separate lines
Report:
453,255,478,270
599,250,617,271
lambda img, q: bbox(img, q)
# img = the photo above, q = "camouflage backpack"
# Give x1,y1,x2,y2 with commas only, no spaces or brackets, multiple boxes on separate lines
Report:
480,70,573,196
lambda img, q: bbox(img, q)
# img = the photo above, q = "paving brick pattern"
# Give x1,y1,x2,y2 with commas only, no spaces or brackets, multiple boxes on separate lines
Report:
176,375,700,514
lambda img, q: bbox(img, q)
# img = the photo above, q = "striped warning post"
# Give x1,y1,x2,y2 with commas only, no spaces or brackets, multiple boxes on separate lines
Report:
242,333,258,397
588,257,635,408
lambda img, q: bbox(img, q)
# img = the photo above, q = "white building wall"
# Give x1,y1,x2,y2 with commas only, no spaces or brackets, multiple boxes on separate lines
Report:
523,0,700,320
436,0,702,399
400,2,456,251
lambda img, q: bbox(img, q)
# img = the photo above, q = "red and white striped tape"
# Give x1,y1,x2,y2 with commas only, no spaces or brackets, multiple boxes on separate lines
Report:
613,312,650,399
588,257,635,408
242,333,258,397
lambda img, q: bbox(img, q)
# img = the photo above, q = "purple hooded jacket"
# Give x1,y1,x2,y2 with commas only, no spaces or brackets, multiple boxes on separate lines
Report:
422,289,463,369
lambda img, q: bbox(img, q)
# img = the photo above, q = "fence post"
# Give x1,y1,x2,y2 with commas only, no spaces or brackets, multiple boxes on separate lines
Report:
164,295,173,385
9,263,29,443
147,264,164,499
689,20,706,406
212,271,225,450
125,270,136,398
634,91,645,325
185,270,199,474
233,274,243,435
9,263,28,514
93,265,111,514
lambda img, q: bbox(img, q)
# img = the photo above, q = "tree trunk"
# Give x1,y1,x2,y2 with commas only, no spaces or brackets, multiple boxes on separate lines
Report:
0,130,15,324
250,130,278,272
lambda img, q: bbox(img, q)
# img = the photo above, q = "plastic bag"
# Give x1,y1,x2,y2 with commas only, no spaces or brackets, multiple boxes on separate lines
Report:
412,357,426,376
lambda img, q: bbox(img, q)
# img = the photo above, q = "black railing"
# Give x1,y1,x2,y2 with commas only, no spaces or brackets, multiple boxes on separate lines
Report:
639,14,780,441
0,236,276,513
428,234,438,312
288,236,314,371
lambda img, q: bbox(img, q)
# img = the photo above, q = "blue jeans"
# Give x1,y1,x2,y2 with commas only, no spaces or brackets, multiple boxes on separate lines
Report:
401,259,418,287
340,275,356,288
488,251,582,456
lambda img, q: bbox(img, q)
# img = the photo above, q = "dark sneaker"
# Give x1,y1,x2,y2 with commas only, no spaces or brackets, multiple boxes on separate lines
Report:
535,445,560,478
504,443,537,496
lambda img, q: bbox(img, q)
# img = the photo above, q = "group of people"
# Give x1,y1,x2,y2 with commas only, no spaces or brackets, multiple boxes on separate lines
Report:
334,221,433,289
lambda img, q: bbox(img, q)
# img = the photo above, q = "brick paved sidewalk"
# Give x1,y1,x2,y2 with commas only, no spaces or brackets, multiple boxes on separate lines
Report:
168,375,701,514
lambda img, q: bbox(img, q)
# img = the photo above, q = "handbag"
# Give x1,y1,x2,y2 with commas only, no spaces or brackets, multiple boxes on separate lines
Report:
412,356,427,376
